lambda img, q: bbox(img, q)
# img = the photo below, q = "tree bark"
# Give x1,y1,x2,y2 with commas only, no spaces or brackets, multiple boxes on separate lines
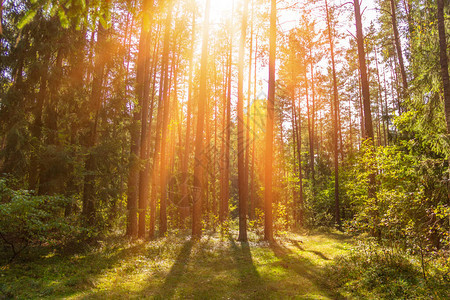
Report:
192,0,210,238
292,85,303,227
220,7,234,224
437,0,450,201
264,0,276,242
438,0,450,133
325,0,341,228
39,48,64,195
308,51,315,184
137,0,154,238
29,52,50,191
159,5,173,237
354,0,374,141
180,7,196,225
295,88,304,227
354,0,377,234
148,74,164,239
390,0,408,103
246,0,254,222
82,21,107,226
237,0,249,242
250,33,258,220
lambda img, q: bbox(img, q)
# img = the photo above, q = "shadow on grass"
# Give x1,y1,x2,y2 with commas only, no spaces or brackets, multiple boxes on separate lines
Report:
270,241,345,300
290,240,330,260
0,238,150,299
318,231,352,242
230,238,272,298
154,240,193,299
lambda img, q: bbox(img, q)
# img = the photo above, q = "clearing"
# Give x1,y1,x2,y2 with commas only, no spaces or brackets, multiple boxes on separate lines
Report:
0,231,351,299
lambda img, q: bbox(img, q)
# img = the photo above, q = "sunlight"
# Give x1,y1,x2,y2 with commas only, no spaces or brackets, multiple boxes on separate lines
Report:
210,0,235,22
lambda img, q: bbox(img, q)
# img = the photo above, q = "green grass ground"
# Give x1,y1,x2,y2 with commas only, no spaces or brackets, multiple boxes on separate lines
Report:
0,230,351,299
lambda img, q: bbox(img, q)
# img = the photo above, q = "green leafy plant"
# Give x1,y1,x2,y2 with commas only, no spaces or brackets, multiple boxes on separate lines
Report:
327,240,450,299
0,179,84,262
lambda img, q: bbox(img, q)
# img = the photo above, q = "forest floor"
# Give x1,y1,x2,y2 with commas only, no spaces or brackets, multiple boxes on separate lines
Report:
0,230,352,299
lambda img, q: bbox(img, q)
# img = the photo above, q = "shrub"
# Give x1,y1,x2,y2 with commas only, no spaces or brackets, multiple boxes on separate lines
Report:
0,179,84,261
327,240,450,299
344,142,449,251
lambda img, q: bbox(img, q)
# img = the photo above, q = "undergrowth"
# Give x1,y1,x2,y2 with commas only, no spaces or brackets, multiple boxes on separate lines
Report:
326,238,450,299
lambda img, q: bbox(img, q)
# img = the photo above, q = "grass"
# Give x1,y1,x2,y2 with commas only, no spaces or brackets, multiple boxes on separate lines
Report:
0,230,351,299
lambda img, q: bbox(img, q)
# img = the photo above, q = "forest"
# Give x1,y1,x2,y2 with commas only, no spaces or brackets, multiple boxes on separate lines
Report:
0,0,450,298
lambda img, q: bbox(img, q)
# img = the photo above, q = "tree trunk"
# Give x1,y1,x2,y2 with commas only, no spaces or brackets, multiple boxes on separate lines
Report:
437,0,450,201
29,52,49,191
220,8,234,224
374,46,387,146
82,21,107,226
437,0,450,133
354,0,374,141
390,0,408,103
292,85,303,227
204,87,211,224
383,70,389,146
295,89,304,227
180,7,196,225
148,75,164,239
246,0,254,222
354,0,377,234
308,52,315,184
192,0,210,238
325,0,341,228
250,33,258,220
159,5,173,237
64,28,87,216
358,75,364,143
212,63,218,220
136,0,154,239
39,48,64,195
127,0,153,237
220,59,228,224
264,0,276,242
237,0,249,242
291,104,298,226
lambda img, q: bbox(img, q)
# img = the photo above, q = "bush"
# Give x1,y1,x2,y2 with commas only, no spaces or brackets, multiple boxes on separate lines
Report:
327,240,450,299
0,179,84,261
344,142,449,251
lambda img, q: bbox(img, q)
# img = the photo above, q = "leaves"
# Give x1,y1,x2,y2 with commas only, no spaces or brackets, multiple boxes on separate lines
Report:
58,9,69,28
0,179,83,260
17,10,36,29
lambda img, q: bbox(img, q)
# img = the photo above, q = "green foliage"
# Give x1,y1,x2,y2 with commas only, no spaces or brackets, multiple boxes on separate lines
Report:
17,0,106,30
247,208,265,237
273,202,289,235
0,179,84,261
344,141,449,251
17,10,37,29
327,239,450,299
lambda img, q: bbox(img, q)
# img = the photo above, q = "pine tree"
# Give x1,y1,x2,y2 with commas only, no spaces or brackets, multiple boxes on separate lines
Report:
192,0,210,238
264,0,276,242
